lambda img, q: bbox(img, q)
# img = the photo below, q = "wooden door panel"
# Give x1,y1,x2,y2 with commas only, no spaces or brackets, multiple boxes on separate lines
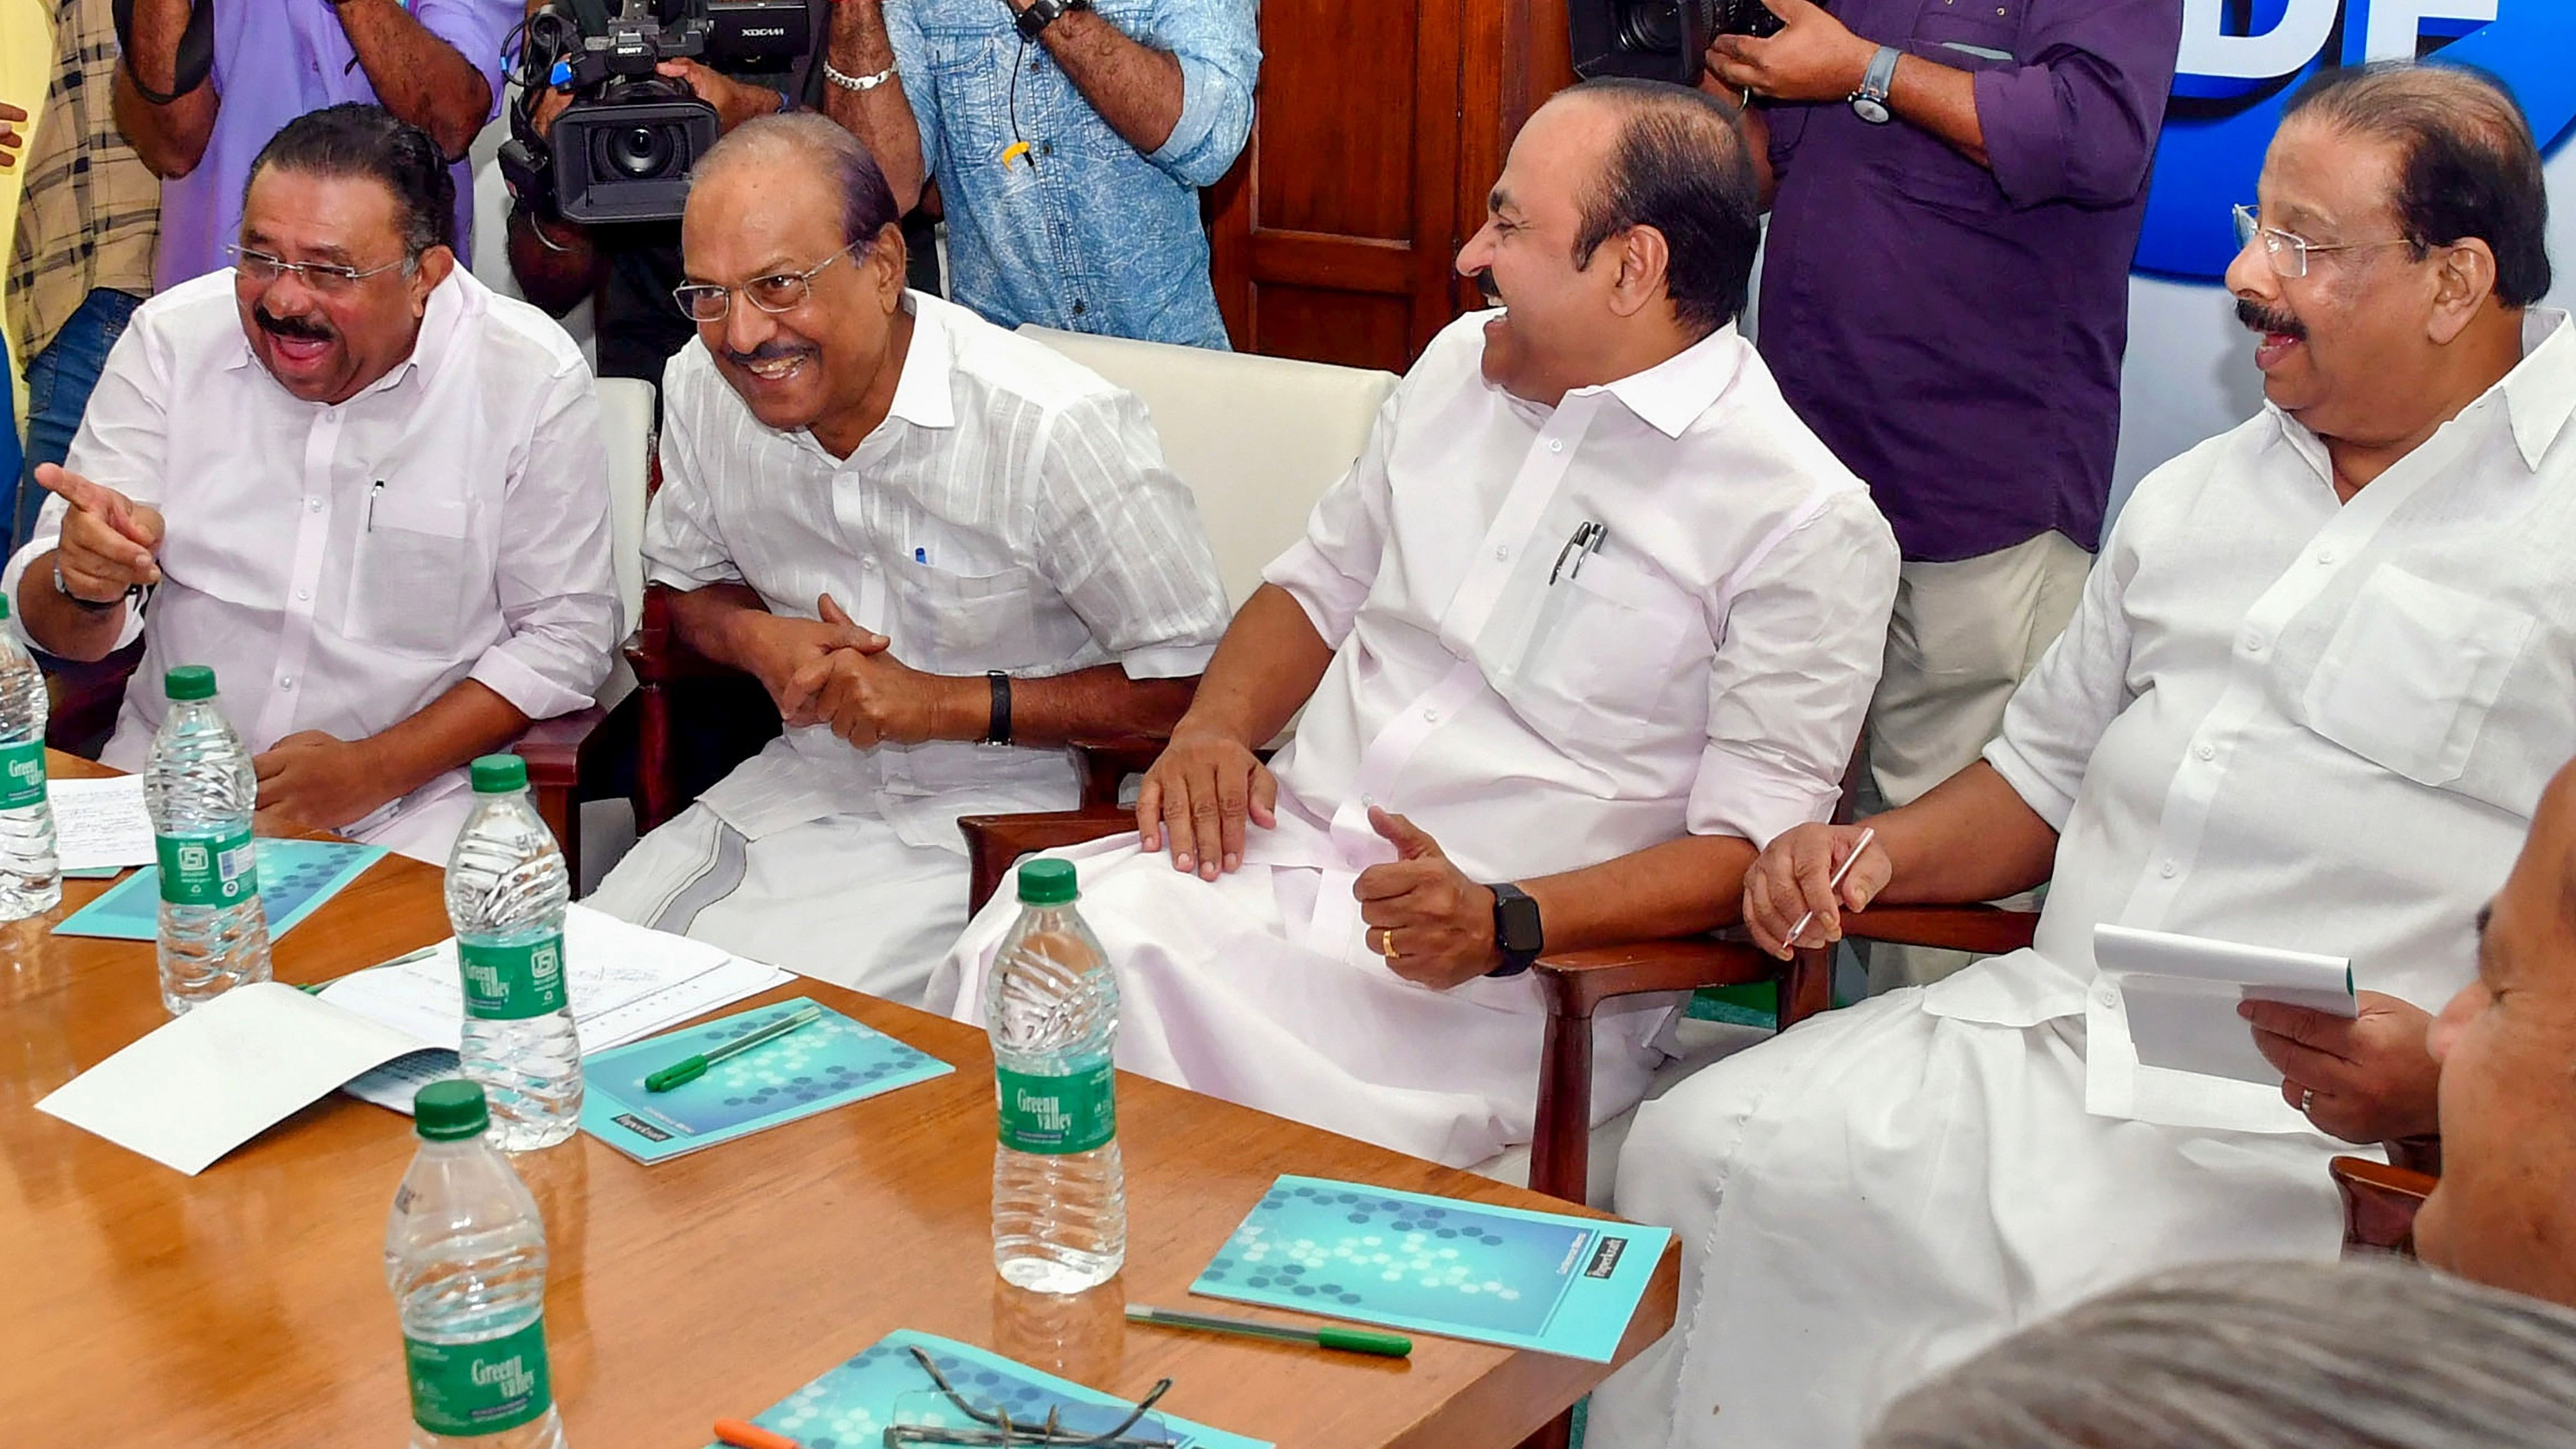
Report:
1247,288,1416,371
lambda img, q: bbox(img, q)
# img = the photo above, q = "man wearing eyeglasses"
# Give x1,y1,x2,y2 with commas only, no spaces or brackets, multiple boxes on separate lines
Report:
3,105,619,863
1589,63,2575,1449
585,113,1228,1003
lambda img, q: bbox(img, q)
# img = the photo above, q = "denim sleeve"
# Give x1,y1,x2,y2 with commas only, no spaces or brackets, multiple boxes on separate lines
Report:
884,0,945,181
1142,0,1259,187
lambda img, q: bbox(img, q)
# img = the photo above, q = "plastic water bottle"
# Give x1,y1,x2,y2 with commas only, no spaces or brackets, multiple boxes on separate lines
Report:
386,1078,566,1448
448,755,580,1151
143,665,269,1012
0,597,59,921
987,857,1126,1292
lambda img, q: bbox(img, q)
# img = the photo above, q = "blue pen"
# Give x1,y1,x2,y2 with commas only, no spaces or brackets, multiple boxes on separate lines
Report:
914,547,928,564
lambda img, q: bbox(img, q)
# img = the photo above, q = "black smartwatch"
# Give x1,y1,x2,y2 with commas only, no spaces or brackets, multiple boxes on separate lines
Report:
1486,881,1543,978
1014,0,1090,40
984,670,1014,746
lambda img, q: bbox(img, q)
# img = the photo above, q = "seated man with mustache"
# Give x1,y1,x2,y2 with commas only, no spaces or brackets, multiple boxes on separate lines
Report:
585,114,1229,1003
7,104,618,862
1590,62,2576,1449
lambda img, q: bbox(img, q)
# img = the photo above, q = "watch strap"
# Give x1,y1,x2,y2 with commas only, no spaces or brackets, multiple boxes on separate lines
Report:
1857,44,1901,104
1015,0,1066,40
52,560,129,613
985,670,1014,746
1485,881,1543,979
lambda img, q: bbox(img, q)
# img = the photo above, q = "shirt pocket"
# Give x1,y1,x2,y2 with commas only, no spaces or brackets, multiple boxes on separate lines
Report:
1512,550,1699,738
1880,1,2023,211
2301,567,2536,789
903,517,1040,672
351,491,477,657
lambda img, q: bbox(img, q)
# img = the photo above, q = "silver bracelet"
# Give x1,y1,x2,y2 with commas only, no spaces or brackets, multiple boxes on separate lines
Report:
822,59,899,92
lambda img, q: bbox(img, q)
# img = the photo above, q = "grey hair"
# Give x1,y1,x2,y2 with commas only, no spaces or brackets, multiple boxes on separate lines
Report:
1868,1259,2576,1449
691,112,900,248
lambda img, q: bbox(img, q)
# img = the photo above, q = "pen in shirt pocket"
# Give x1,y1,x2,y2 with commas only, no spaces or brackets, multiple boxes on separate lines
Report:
366,480,385,532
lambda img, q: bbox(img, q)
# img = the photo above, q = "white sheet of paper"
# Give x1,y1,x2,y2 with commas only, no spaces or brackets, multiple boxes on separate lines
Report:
2096,923,2356,1087
35,983,438,1174
49,775,156,874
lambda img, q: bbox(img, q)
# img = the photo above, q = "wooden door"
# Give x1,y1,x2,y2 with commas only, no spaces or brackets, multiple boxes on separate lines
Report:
1207,0,1577,371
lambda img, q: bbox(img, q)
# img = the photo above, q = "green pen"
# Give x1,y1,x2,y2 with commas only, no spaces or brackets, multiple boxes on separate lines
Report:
645,1005,825,1093
1124,1304,1412,1358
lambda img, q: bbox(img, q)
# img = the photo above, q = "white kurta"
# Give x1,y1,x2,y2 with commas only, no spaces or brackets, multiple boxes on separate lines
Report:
1590,311,2576,1449
4,268,621,862
930,311,1901,1165
590,293,1228,1001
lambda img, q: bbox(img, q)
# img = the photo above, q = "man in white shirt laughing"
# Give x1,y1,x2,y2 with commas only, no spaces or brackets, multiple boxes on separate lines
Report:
586,115,1229,1003
1592,62,2576,1449
931,78,1901,1167
8,105,618,863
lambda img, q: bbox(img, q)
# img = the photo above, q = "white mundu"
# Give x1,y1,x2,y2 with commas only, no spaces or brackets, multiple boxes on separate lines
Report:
930,310,1900,1168
4,268,620,863
1589,310,2576,1449
589,293,1229,1004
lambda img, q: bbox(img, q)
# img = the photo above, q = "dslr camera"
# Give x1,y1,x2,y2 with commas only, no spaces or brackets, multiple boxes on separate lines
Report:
1570,0,1786,85
501,0,809,225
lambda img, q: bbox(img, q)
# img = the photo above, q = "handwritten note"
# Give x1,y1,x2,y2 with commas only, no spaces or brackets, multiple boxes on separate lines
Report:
48,775,155,875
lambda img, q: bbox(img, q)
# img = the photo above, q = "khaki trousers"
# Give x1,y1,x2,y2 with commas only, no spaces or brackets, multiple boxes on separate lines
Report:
1865,530,2091,991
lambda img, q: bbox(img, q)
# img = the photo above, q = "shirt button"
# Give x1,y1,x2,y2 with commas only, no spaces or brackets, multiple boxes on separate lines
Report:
1547,439,1564,453
2242,633,2266,654
1071,300,1087,317
1422,707,1438,722
278,676,294,690
2159,859,2179,879
307,498,323,512
1494,545,1508,560
2196,743,2215,762
2316,547,2338,565
296,588,312,602
861,558,878,572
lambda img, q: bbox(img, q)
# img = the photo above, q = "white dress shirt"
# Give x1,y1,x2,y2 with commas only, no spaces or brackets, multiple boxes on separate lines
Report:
1951,308,2576,1133
1255,309,1900,892
6,268,620,830
645,291,1231,848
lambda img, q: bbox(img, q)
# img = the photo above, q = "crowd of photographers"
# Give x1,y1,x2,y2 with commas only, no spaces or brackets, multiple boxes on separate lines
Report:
1,0,1259,546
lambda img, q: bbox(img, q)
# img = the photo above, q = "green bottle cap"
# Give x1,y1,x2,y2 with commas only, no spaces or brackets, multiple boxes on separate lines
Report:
0,595,12,622
164,664,217,702
1017,857,1079,905
412,1080,490,1141
470,754,528,795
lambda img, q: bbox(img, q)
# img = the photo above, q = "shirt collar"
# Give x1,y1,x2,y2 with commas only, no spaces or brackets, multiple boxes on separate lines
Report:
1566,322,1749,439
220,265,467,404
883,291,957,432
2267,307,2576,482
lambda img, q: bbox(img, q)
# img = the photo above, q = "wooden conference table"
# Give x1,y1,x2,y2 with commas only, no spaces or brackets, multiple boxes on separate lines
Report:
0,754,1677,1446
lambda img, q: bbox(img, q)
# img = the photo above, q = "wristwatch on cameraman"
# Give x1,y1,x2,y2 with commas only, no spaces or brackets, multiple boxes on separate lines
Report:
1849,44,1901,125
1014,0,1090,41
1485,882,1544,979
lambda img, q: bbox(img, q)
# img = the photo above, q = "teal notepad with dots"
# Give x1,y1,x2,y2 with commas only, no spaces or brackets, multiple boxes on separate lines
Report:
577,997,952,1163
1188,1175,1670,1362
50,837,386,940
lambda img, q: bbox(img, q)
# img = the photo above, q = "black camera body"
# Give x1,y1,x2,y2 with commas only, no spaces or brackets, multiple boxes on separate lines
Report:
501,0,810,225
1570,0,1786,85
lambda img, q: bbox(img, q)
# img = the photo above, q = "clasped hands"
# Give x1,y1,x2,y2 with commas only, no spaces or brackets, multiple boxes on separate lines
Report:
1741,822,2443,1146
1135,729,1500,988
742,593,961,748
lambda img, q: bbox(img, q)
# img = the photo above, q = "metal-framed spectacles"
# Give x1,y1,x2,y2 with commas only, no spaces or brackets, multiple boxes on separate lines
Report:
881,1346,1178,1447
2232,204,2412,281
671,239,868,323
227,243,412,294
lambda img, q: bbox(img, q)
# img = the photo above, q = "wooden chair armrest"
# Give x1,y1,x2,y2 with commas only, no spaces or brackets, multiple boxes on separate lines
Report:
1835,902,2040,956
959,806,1135,915
1068,734,1169,809
511,704,610,787
2332,1154,2439,1258
1532,937,1782,1019
625,582,743,686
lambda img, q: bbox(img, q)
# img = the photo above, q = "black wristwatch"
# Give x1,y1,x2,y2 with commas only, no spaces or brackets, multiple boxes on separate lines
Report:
1486,881,1543,978
1014,0,1089,40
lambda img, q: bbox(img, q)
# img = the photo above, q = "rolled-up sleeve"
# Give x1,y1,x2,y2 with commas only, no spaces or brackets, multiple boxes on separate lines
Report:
468,365,619,720
1261,388,1400,651
1028,390,1231,679
1140,0,1258,187
1972,0,2181,209
1685,484,1900,849
1983,517,2129,829
410,0,517,113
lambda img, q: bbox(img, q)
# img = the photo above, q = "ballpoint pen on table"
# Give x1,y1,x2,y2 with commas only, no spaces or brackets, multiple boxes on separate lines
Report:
1124,1303,1412,1357
1785,826,1877,949
644,1004,825,1092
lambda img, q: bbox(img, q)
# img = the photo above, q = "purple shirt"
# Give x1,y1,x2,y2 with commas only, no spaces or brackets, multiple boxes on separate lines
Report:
154,0,513,290
1755,0,2181,562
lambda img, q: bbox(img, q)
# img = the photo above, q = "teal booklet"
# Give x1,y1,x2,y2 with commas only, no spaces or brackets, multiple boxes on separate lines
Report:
579,997,952,1164
705,1329,1271,1448
1189,1175,1670,1362
52,838,386,941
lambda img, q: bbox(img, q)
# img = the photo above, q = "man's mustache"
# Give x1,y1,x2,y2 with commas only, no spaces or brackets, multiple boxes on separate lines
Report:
2237,298,2307,341
1470,268,1502,307
254,306,334,343
724,340,818,367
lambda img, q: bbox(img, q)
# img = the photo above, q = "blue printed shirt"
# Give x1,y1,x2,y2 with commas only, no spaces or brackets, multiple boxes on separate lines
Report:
886,0,1257,349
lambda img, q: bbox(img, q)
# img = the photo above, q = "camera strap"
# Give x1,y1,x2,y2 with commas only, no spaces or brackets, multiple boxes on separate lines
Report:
112,0,214,105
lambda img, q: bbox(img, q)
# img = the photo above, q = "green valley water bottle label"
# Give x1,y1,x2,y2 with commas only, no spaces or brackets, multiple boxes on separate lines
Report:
995,1061,1116,1154
405,1317,552,1437
0,741,44,811
156,828,257,907
460,933,568,1021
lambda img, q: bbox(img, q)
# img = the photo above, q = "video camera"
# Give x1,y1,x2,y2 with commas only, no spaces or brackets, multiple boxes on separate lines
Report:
500,0,809,225
1570,0,1785,85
